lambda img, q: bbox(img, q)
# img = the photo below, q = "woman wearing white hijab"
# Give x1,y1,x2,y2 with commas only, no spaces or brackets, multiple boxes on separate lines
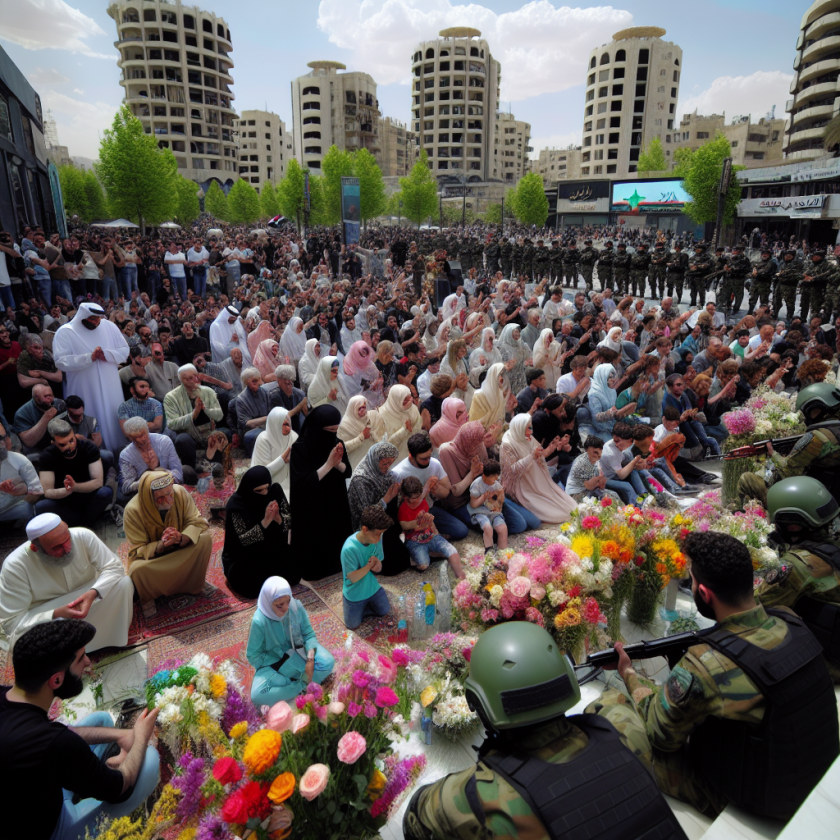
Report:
308,355,350,413
468,327,503,389
532,328,563,390
278,316,307,371
498,323,531,395
298,337,321,392
468,361,509,444
440,338,473,410
337,395,380,470
500,414,577,524
598,326,623,354
251,407,298,498
370,383,421,462
246,576,335,707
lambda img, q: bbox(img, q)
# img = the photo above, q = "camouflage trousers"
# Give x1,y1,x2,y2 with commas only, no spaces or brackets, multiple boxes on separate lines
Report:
549,262,562,284
738,470,769,508
748,281,772,312
774,283,798,320
613,270,629,295
534,263,551,284
580,265,594,292
563,265,579,287
596,267,611,291
666,273,684,302
687,274,705,307
826,286,840,322
651,267,667,298
487,259,500,275
799,283,826,321
629,269,649,297
586,689,727,818
719,277,747,314
500,259,512,279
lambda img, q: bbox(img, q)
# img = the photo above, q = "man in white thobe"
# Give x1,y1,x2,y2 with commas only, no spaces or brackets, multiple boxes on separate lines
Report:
0,513,134,651
53,302,129,451
209,305,251,365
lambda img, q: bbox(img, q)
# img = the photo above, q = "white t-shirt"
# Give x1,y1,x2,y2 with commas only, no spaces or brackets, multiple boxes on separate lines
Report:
599,438,630,480
164,251,187,278
653,423,676,443
392,456,448,509
187,247,209,266
556,372,589,397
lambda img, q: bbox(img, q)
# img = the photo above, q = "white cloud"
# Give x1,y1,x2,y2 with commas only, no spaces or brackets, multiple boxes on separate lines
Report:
73,88,84,94
0,0,113,59
317,0,632,101
678,71,793,123
528,130,583,159
41,90,119,158
28,66,70,85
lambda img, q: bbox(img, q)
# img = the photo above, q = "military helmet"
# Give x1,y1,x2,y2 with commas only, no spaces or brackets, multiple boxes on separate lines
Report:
782,249,796,258
761,248,772,256
812,249,827,260
618,242,627,250
463,622,581,731
796,382,840,422
767,476,840,530
605,240,613,247
695,242,707,251
733,244,745,252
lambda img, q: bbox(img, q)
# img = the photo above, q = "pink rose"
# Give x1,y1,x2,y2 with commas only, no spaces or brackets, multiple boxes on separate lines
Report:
530,583,546,602
315,704,329,722
295,695,307,710
299,763,330,801
291,713,310,734
265,701,293,733
347,701,361,718
374,685,399,708
336,731,367,764
509,576,531,599
327,701,345,716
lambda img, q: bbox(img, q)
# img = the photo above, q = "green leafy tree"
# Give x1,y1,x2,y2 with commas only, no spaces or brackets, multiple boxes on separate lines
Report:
84,170,108,222
510,173,548,226
320,146,355,225
173,175,200,225
638,137,668,176
58,165,89,221
399,150,438,226
278,158,305,227
353,148,387,224
307,174,329,227
260,182,281,219
227,179,262,225
96,105,177,228
672,147,694,177
504,186,519,223
680,132,743,226
385,191,403,218
482,202,503,225
204,180,229,221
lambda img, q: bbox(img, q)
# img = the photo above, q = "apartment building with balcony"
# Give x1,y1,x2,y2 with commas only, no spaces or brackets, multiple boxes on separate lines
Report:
533,147,583,186
290,61,380,172
107,0,237,190
235,109,292,191
376,116,416,177
493,112,531,183
580,27,682,179
674,112,785,168
410,28,501,182
784,1,840,162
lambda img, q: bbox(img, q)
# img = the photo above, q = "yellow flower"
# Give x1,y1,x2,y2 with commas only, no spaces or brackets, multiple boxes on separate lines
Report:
229,721,249,739
560,522,571,532
368,768,387,801
243,729,283,775
420,685,438,707
178,830,196,840
673,514,685,526
554,608,582,628
570,534,594,559
209,673,227,698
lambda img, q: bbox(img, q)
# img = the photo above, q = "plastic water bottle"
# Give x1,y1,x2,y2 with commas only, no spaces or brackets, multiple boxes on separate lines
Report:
436,564,452,633
422,582,436,634
412,592,425,641
396,595,408,643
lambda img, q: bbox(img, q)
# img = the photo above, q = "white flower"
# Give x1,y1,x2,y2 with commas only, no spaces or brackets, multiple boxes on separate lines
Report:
189,653,213,671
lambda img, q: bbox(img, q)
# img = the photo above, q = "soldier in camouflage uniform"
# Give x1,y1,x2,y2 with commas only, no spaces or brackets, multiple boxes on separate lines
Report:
799,249,838,322
587,530,839,819
532,239,550,285
629,243,652,298
447,233,460,261
719,244,751,315
578,239,597,293
748,248,776,312
650,242,669,299
521,238,535,283
612,242,632,295
756,476,840,683
404,622,684,840
562,240,579,288
460,237,474,274
549,240,564,285
773,250,803,319
500,237,513,279
685,243,712,308
485,237,501,276
665,242,688,302
596,240,614,291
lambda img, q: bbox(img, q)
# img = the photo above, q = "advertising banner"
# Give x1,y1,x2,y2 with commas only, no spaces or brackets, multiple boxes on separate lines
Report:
341,177,360,245
611,179,690,214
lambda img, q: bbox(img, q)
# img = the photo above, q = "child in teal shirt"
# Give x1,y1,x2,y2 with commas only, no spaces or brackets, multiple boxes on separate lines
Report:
341,505,393,629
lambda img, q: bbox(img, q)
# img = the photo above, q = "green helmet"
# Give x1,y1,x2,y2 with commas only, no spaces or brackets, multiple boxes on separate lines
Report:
463,622,580,731
767,476,840,530
796,383,840,422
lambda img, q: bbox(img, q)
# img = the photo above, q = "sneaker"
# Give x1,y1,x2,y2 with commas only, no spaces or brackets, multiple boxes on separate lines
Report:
699,473,721,485
673,486,697,496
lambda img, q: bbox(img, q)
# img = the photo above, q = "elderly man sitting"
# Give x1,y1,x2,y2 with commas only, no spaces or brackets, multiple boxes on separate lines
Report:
118,417,188,504
233,366,271,456
0,513,134,651
0,421,42,524
266,364,308,433
163,363,227,470
16,333,64,396
122,471,212,611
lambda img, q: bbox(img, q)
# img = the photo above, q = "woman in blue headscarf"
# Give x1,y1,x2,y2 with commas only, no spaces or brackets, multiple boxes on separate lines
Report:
246,575,335,707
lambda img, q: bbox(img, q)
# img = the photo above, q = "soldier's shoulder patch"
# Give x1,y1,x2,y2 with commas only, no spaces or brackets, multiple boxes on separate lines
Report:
662,664,699,708
772,564,792,584
790,432,814,456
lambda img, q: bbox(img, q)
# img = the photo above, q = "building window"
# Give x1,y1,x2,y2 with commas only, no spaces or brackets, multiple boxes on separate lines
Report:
610,116,620,128
599,86,608,98
581,166,590,175
599,70,610,82
731,140,738,148
606,164,617,174
596,119,605,129
612,84,623,96
588,73,596,86
586,105,593,116
671,87,677,98
595,133,604,144
594,165,602,174
600,53,610,65
597,103,607,114
589,57,596,69
638,48,649,64
696,131,709,139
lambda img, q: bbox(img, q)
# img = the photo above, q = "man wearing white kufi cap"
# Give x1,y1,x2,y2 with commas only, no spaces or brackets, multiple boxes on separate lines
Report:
0,513,134,651
52,302,130,451
209,305,251,365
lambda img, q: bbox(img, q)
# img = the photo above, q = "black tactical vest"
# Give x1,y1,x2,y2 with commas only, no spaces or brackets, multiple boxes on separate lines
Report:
690,609,838,820
480,715,687,840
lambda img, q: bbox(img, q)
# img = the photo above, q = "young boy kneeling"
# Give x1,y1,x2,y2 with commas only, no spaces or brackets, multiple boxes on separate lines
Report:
340,505,392,630
469,459,508,552
398,476,465,579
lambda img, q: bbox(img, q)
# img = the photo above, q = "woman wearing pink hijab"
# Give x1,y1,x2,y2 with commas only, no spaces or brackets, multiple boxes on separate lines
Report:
341,340,383,407
247,319,274,360
253,339,280,382
429,397,468,449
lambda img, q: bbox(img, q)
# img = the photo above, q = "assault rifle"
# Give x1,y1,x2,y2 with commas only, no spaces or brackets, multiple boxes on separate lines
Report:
722,433,805,461
703,268,728,293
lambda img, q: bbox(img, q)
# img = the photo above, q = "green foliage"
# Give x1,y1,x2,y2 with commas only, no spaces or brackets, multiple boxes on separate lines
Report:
84,171,108,222
226,179,262,225
277,158,306,223
637,137,668,176
504,186,519,223
260,182,281,219
353,148,387,222
482,202,503,225
679,132,743,226
307,174,329,226
399,150,438,225
96,105,177,227
204,180,229,221
58,165,89,221
173,175,200,226
671,147,694,178
385,191,403,217
510,173,548,226
321,146,355,225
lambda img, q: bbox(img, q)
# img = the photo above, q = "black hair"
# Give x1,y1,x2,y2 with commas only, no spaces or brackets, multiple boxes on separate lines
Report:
64,395,84,410
400,475,424,498
360,504,394,531
128,376,150,390
13,619,96,693
612,422,633,440
526,367,545,385
662,405,681,422
407,431,432,458
683,531,754,606
584,435,604,449
482,459,501,477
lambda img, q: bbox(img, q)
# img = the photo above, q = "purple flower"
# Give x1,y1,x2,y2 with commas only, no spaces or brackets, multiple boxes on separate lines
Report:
364,701,378,719
196,814,234,840
307,682,323,701
220,685,261,736
347,701,362,718
352,669,371,688
295,695,308,710
173,754,206,819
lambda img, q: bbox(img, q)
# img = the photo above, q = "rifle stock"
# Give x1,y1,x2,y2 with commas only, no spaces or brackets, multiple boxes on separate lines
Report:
723,433,804,461
578,628,714,671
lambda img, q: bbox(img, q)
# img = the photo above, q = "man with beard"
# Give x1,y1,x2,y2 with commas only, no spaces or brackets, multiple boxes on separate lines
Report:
0,421,42,523
53,302,129,451
192,352,235,421
587,531,839,821
0,619,160,840
13,383,67,459
144,341,180,401
209,305,251,365
0,514,134,651
0,323,27,416
172,320,209,366
35,419,113,527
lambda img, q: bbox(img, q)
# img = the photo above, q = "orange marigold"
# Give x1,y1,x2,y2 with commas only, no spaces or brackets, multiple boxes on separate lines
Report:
268,772,296,804
243,729,282,775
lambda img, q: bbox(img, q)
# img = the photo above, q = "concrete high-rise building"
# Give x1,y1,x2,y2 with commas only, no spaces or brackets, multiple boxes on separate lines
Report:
533,147,583,186
43,109,73,167
107,0,237,190
234,109,292,192
410,27,501,181
580,26,682,179
674,112,785,168
43,110,60,148
376,117,416,177
493,112,531,183
290,61,380,172
784,1,840,162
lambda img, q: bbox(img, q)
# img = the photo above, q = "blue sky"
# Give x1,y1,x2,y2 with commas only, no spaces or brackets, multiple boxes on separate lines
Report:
1,0,805,162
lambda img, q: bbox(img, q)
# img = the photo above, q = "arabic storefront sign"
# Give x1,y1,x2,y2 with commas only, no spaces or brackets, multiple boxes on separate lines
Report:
558,180,610,201
792,161,840,183
737,195,827,217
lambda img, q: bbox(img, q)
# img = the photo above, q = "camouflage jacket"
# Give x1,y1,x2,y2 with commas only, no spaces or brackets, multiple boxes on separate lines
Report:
630,252,652,271
623,605,793,755
500,241,513,262
597,248,614,269
533,246,550,268
776,258,804,286
727,253,752,277
612,252,632,272
650,249,669,268
666,251,689,274
803,259,840,287
752,257,777,282
522,244,535,268
579,246,598,266
403,717,589,840
770,424,840,481
563,249,580,266
686,253,712,277
549,247,565,265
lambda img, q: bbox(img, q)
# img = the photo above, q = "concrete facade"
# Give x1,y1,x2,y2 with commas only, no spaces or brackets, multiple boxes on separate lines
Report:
290,61,380,172
673,112,785,168
376,116,416,177
580,26,682,180
234,109,292,192
493,112,531,183
533,147,583,186
784,0,840,162
107,0,238,189
410,27,501,181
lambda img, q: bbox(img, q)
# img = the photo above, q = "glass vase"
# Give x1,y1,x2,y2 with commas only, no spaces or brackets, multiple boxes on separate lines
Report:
627,581,662,627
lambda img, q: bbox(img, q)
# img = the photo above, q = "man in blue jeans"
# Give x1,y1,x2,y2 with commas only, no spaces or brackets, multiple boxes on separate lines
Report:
187,238,210,299
341,505,392,629
0,619,159,840
599,422,649,504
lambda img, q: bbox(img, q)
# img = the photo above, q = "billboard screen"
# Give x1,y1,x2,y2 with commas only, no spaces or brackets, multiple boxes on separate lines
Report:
610,179,689,214
341,177,360,245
